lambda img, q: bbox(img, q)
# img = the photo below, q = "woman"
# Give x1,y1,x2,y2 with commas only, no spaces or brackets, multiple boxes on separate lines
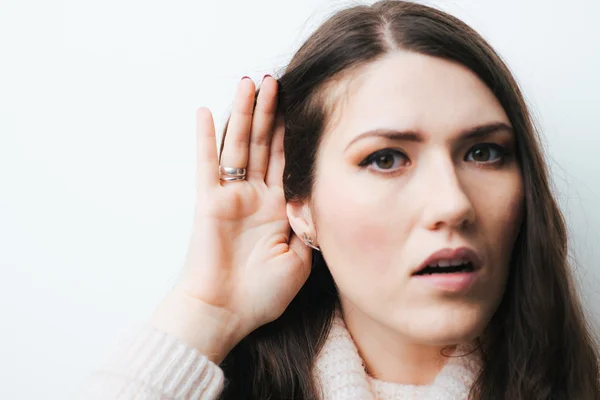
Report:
81,1,600,399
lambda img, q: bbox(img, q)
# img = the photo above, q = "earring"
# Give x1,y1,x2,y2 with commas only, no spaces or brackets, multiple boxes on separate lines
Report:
302,232,321,252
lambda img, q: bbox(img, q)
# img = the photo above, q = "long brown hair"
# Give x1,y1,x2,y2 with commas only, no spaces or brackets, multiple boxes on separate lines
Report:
218,1,600,398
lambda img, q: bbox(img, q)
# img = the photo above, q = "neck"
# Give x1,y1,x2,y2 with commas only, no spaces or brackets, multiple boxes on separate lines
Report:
340,304,454,385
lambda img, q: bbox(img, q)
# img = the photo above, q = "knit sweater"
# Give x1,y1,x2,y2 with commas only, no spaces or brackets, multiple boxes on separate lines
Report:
78,315,481,399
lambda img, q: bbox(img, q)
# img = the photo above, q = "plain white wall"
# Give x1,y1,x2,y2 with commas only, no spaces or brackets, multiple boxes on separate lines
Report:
0,0,598,398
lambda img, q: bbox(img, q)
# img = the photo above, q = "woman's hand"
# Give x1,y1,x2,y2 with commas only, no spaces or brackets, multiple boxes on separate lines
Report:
150,76,312,363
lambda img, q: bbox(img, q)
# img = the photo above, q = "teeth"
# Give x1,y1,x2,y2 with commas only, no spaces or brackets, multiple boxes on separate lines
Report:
428,258,468,268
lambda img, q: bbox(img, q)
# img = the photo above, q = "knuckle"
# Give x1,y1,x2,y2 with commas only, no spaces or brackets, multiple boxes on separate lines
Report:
251,131,272,147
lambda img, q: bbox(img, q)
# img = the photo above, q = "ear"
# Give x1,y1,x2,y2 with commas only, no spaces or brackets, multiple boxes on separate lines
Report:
286,200,318,246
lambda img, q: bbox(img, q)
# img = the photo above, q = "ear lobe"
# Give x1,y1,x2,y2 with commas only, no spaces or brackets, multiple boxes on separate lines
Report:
286,201,313,237
287,201,321,251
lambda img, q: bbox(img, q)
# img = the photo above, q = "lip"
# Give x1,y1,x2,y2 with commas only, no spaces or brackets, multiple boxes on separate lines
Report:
412,270,479,291
412,246,483,275
411,246,483,292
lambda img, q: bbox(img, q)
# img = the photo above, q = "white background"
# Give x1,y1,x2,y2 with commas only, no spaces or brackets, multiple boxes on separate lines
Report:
0,0,598,398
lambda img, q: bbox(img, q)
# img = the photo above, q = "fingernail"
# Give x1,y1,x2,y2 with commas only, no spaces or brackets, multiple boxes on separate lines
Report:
241,76,251,80
263,74,272,81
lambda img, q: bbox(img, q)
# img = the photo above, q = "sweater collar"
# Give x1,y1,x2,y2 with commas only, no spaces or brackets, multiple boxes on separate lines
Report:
313,312,482,400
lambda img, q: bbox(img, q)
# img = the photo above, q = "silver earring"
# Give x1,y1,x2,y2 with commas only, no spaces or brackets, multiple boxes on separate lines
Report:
302,232,321,251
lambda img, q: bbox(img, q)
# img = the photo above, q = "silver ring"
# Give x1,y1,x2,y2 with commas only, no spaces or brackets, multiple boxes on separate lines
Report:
219,166,246,177
220,175,246,182
219,166,247,182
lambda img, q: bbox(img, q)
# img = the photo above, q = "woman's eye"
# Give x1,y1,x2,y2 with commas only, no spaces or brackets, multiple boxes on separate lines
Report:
465,143,507,164
359,149,409,171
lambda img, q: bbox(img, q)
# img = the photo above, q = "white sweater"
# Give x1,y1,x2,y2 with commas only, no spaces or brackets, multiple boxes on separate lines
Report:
78,315,481,399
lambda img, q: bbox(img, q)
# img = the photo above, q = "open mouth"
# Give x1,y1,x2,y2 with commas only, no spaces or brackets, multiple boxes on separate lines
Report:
413,261,475,276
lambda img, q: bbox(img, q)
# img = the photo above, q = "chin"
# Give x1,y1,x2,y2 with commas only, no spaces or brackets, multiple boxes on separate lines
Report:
418,327,482,347
392,304,494,346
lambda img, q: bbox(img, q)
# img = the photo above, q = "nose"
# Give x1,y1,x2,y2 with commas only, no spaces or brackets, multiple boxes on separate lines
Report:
420,156,475,232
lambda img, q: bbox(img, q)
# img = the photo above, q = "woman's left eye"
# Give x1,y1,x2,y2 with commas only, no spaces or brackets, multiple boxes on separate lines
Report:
465,143,508,164
359,149,409,171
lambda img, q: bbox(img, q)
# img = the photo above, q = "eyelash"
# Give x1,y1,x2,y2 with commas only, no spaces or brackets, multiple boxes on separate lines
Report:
358,143,510,173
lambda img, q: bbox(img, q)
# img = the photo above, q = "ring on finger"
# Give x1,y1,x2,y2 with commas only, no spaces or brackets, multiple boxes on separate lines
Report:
219,166,247,181
220,175,246,182
219,166,246,177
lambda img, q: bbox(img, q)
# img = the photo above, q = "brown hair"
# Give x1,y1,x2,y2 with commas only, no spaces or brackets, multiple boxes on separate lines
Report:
218,1,600,398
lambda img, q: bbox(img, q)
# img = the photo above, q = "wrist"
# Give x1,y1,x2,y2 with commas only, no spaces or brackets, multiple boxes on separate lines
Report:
149,286,245,364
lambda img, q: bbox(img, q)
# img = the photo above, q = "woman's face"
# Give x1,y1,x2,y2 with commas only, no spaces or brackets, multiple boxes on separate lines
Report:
308,51,524,346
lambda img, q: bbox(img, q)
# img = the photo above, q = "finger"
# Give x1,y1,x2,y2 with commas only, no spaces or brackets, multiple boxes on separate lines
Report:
265,114,285,187
195,107,219,190
247,76,278,181
219,77,256,169
288,230,312,272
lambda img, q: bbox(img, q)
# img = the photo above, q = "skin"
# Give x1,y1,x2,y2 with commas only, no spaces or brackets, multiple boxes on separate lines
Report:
288,51,525,384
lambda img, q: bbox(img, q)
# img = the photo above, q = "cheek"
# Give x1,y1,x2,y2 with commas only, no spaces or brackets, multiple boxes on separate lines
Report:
315,181,388,259
481,174,525,258
469,171,524,308
311,174,413,295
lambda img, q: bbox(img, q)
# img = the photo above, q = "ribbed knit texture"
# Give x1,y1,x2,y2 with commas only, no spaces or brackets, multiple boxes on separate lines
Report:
79,315,481,399
77,323,224,399
313,314,482,400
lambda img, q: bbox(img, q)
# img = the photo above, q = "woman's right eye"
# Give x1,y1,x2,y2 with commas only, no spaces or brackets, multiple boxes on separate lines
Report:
359,149,410,172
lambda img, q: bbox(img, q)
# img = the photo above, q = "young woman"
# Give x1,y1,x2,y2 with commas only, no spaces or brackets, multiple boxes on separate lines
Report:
81,1,600,399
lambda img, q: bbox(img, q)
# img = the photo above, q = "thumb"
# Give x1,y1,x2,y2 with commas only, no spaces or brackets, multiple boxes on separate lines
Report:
288,230,313,270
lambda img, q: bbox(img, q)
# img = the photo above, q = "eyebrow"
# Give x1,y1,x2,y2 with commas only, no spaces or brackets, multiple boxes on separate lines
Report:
345,122,514,150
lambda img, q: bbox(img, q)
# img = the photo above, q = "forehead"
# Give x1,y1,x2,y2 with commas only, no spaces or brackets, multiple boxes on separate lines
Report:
322,51,510,143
